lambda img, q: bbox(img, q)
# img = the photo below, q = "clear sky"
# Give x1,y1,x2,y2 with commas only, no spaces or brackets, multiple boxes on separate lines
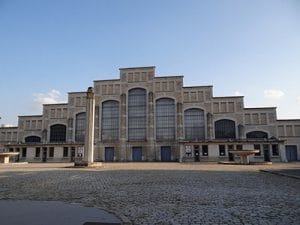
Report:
0,0,299,126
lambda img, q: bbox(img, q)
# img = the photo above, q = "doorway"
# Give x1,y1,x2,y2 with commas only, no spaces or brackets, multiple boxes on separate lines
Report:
42,147,47,162
263,144,270,162
285,145,298,161
194,145,200,162
132,147,142,161
161,146,172,162
105,147,114,162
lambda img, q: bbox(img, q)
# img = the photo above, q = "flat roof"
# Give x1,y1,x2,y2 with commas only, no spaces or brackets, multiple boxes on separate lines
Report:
119,66,155,70
244,107,276,110
43,103,68,106
183,85,213,88
213,96,244,99
18,115,43,118
93,79,120,82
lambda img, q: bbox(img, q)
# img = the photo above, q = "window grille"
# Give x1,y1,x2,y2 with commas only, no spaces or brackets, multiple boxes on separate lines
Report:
102,101,119,140
246,131,268,139
215,119,236,139
25,136,41,143
50,124,66,142
75,112,86,142
128,88,147,140
156,98,175,140
184,108,205,140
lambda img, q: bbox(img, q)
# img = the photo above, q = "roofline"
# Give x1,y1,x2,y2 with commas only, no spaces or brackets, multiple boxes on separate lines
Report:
119,66,155,70
68,91,86,94
244,107,277,110
43,103,68,106
93,79,120,82
213,96,244,98
277,119,300,121
18,115,43,118
183,85,213,88
155,75,184,78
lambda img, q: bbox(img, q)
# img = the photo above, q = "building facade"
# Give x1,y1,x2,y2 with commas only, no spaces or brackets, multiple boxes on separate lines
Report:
1,66,299,163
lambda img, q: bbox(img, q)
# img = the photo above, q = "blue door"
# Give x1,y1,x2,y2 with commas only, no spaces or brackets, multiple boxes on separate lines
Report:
161,146,171,162
105,147,114,161
132,147,142,161
286,145,298,161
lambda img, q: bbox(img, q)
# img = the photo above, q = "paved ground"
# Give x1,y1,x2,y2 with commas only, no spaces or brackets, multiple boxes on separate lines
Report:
0,162,299,225
0,200,121,225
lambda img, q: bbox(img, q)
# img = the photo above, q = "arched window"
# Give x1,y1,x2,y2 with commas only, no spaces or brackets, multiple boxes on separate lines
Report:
50,124,66,142
184,108,205,140
156,98,175,140
75,112,86,142
128,88,147,140
246,131,268,139
102,100,119,140
215,119,236,139
25,136,41,143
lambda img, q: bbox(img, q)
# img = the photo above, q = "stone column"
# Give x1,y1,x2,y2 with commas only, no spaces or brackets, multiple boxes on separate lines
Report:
177,103,184,140
238,124,245,139
120,93,127,161
84,87,95,165
207,113,213,140
147,92,155,160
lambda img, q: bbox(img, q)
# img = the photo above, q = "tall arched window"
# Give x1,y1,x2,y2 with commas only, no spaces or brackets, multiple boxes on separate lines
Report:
184,108,205,140
50,124,66,142
102,100,119,140
156,98,175,140
25,136,41,143
75,112,86,142
246,131,268,139
215,119,236,139
128,88,147,140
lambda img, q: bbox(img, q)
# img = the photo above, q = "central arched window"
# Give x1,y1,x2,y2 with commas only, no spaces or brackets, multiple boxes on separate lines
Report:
75,112,86,142
156,98,175,140
102,100,119,140
50,124,66,142
215,119,236,139
184,108,205,140
246,131,268,139
25,136,41,143
128,88,147,140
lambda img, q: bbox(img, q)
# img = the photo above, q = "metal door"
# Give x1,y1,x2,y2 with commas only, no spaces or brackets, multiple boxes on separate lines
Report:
71,147,75,162
42,147,47,162
285,145,298,161
194,145,200,162
132,147,142,161
105,147,114,162
263,144,270,162
161,146,171,162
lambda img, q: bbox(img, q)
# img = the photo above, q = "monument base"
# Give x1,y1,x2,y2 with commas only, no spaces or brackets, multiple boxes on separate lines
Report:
74,162,103,168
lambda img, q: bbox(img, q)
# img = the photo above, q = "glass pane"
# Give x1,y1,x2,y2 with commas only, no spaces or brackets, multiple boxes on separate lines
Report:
184,108,205,140
156,98,175,140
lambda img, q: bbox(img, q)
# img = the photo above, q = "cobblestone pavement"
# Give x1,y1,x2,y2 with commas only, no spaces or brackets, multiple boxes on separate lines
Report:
0,162,299,225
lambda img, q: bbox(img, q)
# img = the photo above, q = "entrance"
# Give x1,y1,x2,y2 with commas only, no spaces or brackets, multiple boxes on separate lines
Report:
161,146,172,162
263,144,270,162
132,147,142,161
105,147,114,162
194,145,200,162
42,147,47,162
70,147,75,162
228,145,234,161
285,145,298,161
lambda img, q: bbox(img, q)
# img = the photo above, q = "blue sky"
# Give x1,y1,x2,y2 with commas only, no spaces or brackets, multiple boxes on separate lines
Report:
0,0,299,125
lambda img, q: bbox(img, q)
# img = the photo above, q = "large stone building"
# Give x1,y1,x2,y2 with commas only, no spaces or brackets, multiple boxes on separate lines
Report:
0,66,299,163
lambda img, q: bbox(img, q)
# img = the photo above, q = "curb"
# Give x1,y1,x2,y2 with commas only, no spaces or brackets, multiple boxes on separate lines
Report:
259,169,300,180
